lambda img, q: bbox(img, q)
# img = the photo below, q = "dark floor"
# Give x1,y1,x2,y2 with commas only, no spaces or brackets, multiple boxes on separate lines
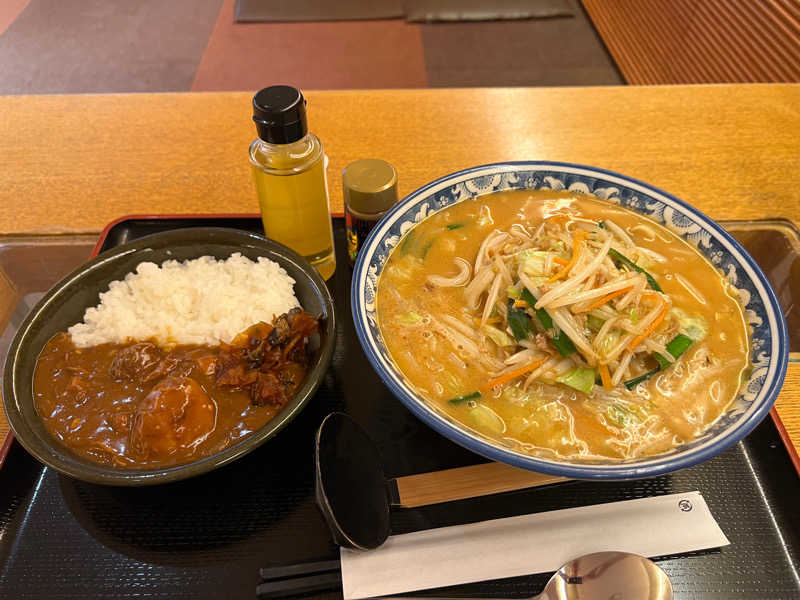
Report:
0,0,621,94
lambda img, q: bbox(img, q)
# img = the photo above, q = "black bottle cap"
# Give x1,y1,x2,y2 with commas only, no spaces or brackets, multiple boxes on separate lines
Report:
252,85,308,144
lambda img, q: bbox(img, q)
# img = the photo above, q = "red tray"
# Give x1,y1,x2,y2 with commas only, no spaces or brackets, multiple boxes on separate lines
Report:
1,214,800,600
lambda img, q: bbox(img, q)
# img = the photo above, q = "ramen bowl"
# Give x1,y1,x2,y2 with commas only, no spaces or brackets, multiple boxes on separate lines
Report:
352,161,789,479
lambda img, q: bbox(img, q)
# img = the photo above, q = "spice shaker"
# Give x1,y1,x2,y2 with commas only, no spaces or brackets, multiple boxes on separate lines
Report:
342,159,399,266
250,85,336,280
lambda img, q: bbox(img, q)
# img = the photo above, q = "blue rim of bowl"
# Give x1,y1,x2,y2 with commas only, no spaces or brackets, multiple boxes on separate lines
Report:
351,161,789,480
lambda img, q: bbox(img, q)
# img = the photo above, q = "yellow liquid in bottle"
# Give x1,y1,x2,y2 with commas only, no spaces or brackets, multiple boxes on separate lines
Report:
250,135,336,280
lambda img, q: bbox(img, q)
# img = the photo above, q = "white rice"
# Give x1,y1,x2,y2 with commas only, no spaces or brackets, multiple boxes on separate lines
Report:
68,253,300,347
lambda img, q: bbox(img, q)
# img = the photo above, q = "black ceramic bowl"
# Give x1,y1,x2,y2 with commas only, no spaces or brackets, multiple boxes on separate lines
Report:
2,227,335,485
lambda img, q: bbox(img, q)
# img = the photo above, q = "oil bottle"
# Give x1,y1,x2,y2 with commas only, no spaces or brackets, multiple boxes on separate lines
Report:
250,85,336,280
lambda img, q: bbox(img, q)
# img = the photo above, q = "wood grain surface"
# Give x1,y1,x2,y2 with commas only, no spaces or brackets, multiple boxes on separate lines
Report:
0,85,799,464
582,0,800,84
776,360,800,463
395,461,567,507
1,85,799,233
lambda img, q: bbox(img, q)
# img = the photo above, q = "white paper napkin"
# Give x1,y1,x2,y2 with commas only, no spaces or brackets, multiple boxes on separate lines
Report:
340,491,728,599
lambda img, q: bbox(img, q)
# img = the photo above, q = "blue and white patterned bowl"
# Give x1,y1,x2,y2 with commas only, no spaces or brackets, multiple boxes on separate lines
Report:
351,162,789,479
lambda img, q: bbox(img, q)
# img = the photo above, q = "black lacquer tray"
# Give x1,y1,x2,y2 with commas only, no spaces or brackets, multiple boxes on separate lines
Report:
1,215,799,600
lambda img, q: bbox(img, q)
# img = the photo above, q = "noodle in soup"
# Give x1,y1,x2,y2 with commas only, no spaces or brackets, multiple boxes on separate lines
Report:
376,190,749,461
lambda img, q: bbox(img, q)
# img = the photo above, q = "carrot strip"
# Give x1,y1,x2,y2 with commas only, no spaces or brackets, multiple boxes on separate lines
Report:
627,301,669,351
599,363,612,390
583,286,633,312
546,214,571,225
552,256,569,266
483,358,547,391
548,231,586,283
475,316,502,325
513,300,529,308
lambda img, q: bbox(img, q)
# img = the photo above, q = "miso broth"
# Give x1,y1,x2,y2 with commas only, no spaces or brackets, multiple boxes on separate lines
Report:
376,190,749,461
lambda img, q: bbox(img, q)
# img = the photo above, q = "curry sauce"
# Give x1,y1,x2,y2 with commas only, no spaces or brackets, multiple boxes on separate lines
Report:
34,309,318,469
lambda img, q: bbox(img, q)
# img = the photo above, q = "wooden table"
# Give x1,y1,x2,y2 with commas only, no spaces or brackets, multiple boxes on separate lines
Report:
1,84,798,461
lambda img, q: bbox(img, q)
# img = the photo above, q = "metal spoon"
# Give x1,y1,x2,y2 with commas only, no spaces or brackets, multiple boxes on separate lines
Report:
312,413,672,599
314,412,565,550
424,551,673,600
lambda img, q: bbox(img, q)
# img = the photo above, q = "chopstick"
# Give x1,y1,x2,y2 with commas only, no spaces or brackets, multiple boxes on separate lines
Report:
257,559,341,599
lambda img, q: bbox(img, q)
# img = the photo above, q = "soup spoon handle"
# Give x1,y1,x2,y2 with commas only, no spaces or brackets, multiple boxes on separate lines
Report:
389,462,568,508
390,552,672,600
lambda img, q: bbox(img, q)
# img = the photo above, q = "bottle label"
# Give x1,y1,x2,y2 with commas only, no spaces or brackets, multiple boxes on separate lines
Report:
345,207,378,266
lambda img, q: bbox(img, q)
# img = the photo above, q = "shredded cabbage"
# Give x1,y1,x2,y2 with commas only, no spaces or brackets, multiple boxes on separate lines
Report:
556,367,596,394
397,311,423,325
597,329,621,356
516,250,553,284
470,404,506,433
672,307,708,341
607,403,641,427
482,324,515,347
586,314,605,332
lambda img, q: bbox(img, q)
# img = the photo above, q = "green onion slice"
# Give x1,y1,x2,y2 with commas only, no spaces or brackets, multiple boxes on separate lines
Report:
608,248,663,293
551,334,577,357
507,299,532,341
623,367,661,390
448,391,481,404
520,287,575,356
654,333,693,370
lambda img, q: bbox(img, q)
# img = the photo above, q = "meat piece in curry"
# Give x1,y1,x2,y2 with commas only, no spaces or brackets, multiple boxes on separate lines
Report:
130,376,217,458
215,309,319,407
34,309,319,469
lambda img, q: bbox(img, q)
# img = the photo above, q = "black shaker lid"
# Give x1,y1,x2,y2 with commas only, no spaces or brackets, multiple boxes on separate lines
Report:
252,85,308,144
